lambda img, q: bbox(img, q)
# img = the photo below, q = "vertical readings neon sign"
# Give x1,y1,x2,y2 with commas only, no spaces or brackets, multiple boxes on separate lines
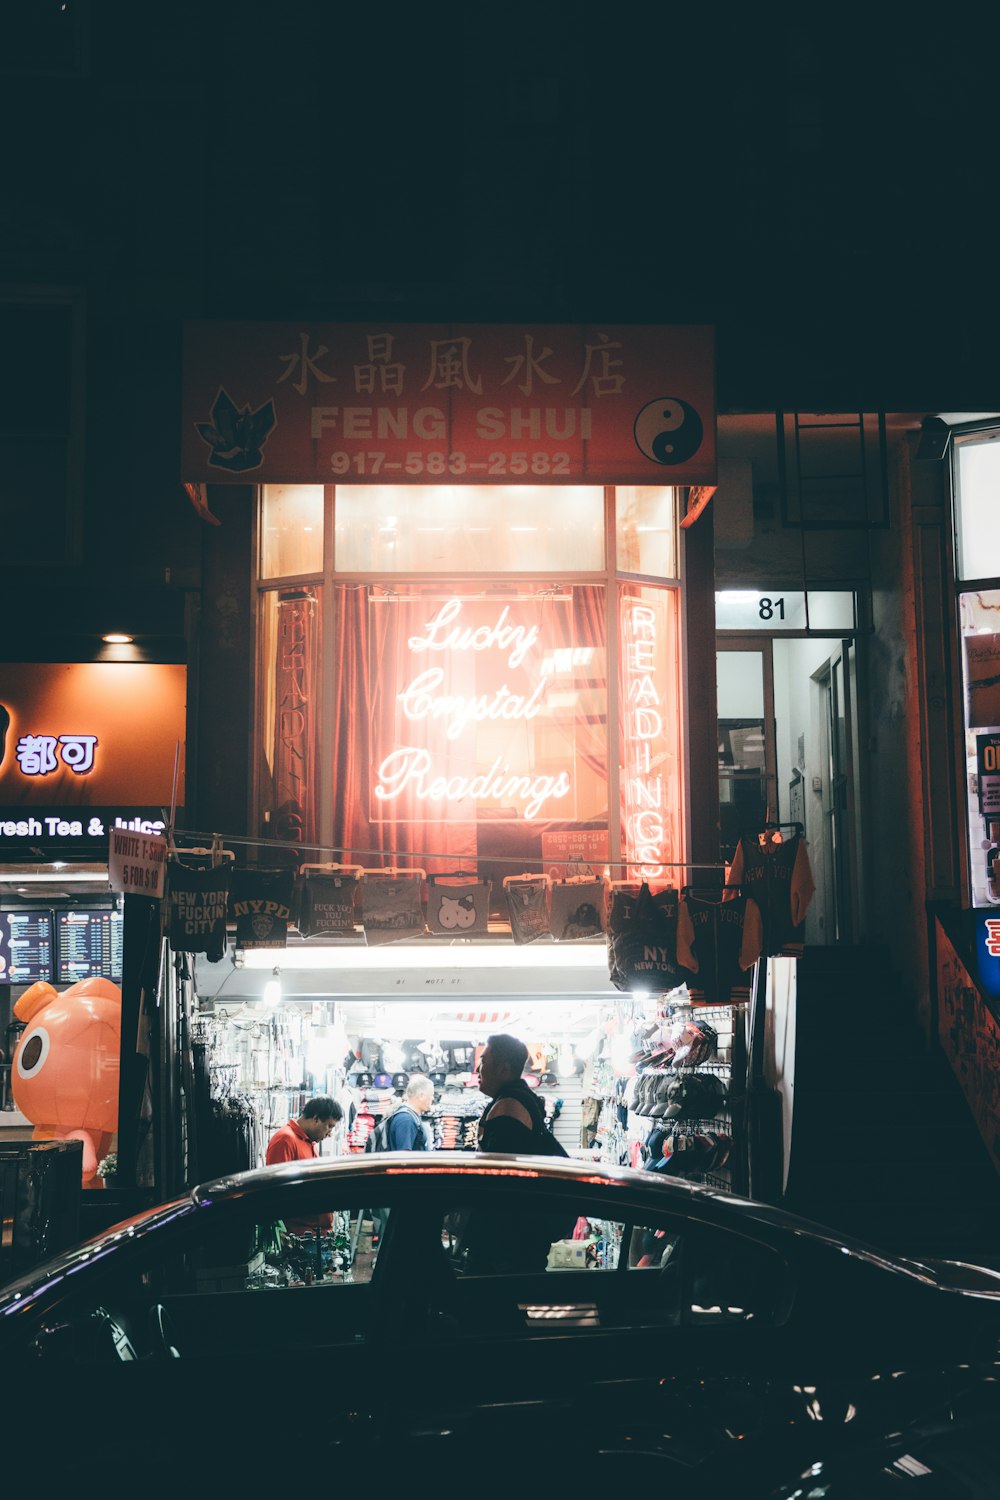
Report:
622,599,668,879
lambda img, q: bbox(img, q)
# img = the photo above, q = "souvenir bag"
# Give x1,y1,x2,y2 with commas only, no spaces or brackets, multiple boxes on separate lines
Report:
297,865,362,937
503,874,552,944
607,882,681,992
550,877,605,940
360,868,426,945
427,874,491,936
228,866,295,950
167,857,232,963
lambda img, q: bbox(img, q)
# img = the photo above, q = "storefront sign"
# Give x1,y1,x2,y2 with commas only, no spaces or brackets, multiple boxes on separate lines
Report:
0,664,186,808
977,734,1000,816
0,806,174,853
182,323,716,485
937,918,1000,1169
108,825,167,898
621,595,673,879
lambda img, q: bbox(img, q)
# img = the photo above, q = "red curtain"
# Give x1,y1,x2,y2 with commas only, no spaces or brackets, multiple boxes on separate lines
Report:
270,589,321,845
326,584,608,875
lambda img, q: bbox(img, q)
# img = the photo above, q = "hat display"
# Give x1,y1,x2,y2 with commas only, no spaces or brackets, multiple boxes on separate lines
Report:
391,1072,410,1090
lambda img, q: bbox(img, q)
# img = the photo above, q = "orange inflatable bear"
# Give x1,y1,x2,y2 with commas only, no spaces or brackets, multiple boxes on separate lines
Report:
11,977,121,1189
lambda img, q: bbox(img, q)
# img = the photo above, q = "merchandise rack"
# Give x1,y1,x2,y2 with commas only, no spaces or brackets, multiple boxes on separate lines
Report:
625,992,748,1194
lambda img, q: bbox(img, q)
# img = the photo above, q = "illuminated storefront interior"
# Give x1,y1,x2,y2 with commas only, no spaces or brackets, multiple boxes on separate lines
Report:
255,483,684,911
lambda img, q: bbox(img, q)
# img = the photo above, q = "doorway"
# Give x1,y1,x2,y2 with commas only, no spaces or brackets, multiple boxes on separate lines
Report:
717,634,861,945
812,643,859,944
716,642,777,864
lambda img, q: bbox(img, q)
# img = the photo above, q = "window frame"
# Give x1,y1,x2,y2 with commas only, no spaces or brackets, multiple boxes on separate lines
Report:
252,484,683,875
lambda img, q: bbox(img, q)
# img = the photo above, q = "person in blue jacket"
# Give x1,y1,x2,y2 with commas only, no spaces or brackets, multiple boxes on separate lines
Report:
384,1075,433,1150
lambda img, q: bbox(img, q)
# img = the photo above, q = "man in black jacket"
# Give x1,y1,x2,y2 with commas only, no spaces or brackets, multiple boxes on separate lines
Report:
460,1034,572,1274
476,1033,548,1152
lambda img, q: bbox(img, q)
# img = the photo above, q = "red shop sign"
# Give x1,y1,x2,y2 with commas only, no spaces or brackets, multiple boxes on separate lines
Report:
181,322,715,485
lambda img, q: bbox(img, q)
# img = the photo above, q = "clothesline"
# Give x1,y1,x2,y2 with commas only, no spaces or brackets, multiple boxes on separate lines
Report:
168,825,730,872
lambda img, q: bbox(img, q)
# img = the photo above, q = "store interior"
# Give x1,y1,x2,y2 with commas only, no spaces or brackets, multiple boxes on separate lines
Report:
189,940,739,1192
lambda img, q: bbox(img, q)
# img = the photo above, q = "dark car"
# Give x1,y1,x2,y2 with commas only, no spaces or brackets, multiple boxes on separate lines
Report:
2,1154,999,1494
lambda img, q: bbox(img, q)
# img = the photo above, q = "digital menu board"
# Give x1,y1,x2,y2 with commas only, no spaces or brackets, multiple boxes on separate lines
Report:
0,909,54,985
56,908,123,982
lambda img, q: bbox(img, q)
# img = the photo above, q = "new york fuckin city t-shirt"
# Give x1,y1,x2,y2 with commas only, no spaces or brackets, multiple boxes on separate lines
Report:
167,861,231,962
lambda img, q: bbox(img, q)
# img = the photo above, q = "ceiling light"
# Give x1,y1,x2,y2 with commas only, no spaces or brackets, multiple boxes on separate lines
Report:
102,633,134,644
238,943,609,972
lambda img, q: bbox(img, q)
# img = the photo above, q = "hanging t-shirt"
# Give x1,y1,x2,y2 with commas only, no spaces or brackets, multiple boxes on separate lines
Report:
297,871,360,937
550,878,605,940
725,832,815,956
228,867,295,949
606,883,643,988
167,861,231,962
427,877,491,936
606,883,681,992
676,891,763,1004
503,875,551,944
361,873,425,944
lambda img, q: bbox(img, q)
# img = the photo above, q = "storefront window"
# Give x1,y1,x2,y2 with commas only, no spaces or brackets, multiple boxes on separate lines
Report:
955,436,1000,582
615,487,677,578
261,485,324,578
334,484,606,573
255,486,683,901
960,588,1000,908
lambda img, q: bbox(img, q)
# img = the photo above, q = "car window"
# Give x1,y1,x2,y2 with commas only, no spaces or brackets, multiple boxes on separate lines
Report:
31,1193,382,1367
435,1194,790,1330
442,1205,633,1275
181,1206,377,1292
666,1222,790,1325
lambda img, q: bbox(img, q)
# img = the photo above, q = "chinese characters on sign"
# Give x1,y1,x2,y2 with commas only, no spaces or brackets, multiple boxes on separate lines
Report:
183,323,716,485
14,733,98,776
984,918,1000,959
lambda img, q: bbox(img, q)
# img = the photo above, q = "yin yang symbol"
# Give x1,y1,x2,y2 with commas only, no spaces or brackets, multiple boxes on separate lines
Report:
633,397,704,466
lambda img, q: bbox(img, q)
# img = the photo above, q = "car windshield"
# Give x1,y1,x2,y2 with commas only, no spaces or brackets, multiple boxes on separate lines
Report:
0,1195,195,1311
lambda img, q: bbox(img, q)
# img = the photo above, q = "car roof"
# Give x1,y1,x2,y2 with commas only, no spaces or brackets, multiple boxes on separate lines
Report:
188,1152,932,1273
0,1153,952,1312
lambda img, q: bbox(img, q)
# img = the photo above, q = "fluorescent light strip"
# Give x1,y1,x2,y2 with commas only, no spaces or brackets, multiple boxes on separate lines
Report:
0,872,110,884
238,943,609,971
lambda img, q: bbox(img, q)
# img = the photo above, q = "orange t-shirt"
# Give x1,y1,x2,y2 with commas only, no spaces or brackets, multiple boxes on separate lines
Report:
265,1119,333,1234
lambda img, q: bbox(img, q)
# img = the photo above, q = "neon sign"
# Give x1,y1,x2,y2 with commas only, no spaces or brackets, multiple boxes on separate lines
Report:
398,669,549,741
407,598,539,669
374,597,573,820
8,729,98,777
374,747,570,821
622,600,668,878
